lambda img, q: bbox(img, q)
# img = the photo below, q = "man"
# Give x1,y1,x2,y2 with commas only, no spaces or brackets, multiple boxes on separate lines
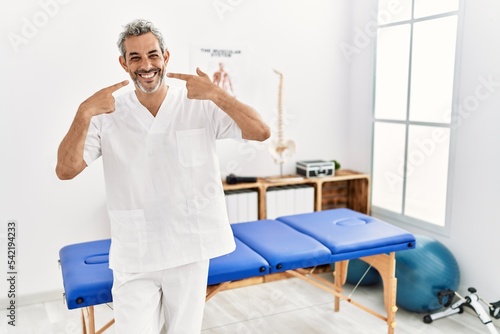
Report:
56,19,270,334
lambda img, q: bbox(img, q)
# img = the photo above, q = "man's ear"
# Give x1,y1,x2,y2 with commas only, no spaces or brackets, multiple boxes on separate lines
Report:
163,50,170,65
119,56,128,72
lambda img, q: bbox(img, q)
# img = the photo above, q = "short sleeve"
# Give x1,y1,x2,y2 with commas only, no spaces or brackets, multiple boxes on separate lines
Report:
203,100,243,141
83,117,102,166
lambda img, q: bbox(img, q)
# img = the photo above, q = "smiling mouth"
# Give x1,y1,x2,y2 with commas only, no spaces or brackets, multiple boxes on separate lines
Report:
137,70,159,81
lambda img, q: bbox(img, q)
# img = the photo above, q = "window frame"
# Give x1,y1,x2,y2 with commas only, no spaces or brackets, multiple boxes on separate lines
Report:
370,0,465,235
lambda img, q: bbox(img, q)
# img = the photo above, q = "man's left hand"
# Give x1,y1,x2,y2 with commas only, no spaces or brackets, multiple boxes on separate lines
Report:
167,68,218,100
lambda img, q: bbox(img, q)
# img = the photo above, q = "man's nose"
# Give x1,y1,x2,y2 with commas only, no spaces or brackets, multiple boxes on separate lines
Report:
139,58,153,71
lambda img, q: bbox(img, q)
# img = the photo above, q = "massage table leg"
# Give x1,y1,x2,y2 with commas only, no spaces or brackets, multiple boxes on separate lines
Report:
81,309,87,334
80,306,115,334
289,254,398,334
97,318,115,334
82,307,95,334
333,260,349,312
286,268,389,320
360,252,398,334
206,281,232,302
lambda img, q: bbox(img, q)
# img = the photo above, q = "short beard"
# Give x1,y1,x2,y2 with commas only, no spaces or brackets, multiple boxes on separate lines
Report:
134,70,164,94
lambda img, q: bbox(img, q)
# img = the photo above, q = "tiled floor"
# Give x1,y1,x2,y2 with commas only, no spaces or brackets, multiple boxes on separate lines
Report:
3,273,498,333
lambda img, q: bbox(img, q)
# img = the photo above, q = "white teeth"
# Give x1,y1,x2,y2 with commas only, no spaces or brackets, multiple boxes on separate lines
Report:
140,72,155,79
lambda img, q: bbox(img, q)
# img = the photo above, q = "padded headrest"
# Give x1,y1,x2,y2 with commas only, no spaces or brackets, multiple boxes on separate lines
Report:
84,254,109,265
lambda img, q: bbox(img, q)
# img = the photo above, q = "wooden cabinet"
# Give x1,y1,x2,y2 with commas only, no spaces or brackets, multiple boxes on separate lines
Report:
223,169,370,218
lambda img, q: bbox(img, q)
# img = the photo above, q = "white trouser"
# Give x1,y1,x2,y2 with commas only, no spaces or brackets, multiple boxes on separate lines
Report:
111,260,210,334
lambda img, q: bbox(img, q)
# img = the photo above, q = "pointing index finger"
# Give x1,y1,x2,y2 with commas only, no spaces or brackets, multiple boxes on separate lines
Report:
167,72,193,81
104,80,129,93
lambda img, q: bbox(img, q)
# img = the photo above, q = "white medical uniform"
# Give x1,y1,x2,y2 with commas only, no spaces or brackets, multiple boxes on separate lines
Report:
83,86,241,333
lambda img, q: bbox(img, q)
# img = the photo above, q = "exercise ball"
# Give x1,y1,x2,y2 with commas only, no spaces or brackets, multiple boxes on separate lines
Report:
396,235,460,313
345,259,381,286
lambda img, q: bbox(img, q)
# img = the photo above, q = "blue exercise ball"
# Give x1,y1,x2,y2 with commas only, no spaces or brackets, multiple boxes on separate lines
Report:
345,259,381,286
396,235,460,313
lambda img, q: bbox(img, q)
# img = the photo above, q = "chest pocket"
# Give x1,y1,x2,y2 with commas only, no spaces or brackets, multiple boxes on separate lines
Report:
176,128,208,167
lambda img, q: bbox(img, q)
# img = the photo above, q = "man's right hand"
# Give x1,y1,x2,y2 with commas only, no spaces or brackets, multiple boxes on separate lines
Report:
55,80,129,180
78,80,129,117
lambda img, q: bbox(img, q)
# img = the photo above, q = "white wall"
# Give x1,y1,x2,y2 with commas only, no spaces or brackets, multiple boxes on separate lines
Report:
346,0,377,172
439,0,500,304
0,0,352,303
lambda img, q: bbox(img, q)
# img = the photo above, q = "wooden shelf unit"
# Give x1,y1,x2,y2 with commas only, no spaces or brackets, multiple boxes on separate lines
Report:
223,169,370,218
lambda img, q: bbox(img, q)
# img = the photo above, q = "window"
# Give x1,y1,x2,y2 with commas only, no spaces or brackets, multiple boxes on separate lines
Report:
371,0,461,231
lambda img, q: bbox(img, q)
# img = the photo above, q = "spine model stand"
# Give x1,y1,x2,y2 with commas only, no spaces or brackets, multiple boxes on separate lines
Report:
268,69,296,176
424,287,500,334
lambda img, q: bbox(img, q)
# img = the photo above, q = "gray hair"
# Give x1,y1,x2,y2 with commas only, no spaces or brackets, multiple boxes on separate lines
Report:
117,19,167,57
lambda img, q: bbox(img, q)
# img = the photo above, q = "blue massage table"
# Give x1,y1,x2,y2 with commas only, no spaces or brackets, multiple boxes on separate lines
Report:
59,208,415,334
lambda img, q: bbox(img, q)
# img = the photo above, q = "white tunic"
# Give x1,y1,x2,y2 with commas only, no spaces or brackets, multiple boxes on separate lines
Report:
84,87,240,273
